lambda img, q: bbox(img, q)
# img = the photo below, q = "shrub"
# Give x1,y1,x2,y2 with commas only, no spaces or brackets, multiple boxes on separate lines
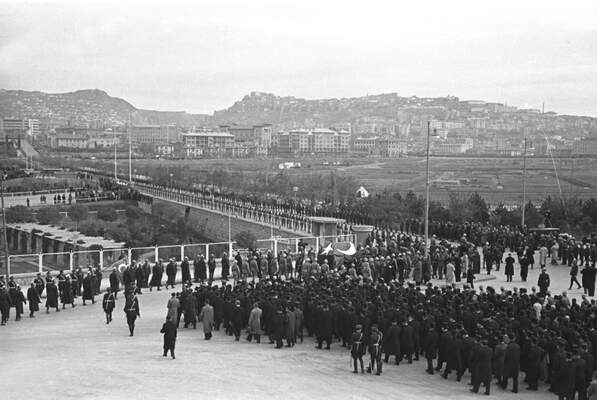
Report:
5,205,34,223
37,207,61,225
97,207,118,222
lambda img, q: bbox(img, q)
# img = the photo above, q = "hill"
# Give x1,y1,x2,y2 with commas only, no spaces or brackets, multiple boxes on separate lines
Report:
0,89,210,127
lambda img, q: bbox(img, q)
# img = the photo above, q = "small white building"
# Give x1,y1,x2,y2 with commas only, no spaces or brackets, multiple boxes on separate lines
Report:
356,186,370,198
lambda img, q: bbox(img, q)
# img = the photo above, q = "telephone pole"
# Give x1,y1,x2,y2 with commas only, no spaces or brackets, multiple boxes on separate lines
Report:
0,171,9,275
521,136,527,228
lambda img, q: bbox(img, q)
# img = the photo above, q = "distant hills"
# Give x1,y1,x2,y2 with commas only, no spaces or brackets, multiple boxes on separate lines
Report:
1,88,595,132
0,89,210,127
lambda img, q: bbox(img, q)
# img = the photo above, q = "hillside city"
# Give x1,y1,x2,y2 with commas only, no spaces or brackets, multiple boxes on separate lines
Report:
1,89,597,159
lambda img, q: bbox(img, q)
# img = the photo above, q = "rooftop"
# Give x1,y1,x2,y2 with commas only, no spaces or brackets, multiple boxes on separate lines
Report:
182,131,234,138
9,223,125,249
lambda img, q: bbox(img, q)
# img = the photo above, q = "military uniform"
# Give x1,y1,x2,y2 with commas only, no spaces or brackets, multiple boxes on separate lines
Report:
350,325,365,373
368,326,383,375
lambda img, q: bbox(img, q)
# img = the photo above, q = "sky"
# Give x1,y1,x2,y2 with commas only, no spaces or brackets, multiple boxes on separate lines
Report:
1,0,596,116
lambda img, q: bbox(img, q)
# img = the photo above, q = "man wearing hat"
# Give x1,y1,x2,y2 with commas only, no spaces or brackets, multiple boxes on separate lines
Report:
26,282,41,318
0,285,9,324
12,285,26,321
470,339,492,395
166,258,177,289
199,298,214,340
537,268,551,296
102,287,115,324
160,317,177,359
124,287,140,336
45,279,60,313
149,259,164,291
350,324,365,373
230,300,243,341
367,325,383,375
181,256,191,284
33,273,45,297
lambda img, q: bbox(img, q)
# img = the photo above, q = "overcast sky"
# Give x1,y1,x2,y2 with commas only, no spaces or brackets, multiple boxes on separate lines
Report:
1,0,596,116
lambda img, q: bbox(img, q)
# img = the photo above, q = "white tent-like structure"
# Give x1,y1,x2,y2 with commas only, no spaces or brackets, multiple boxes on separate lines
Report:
356,186,370,198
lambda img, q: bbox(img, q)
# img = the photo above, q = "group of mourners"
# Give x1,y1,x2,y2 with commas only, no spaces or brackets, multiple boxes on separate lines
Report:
4,207,597,399
0,266,103,324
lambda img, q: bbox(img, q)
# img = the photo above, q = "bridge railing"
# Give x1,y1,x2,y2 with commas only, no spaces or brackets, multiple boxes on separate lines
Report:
256,234,356,255
7,241,235,277
3,188,74,198
134,183,314,235
6,233,357,277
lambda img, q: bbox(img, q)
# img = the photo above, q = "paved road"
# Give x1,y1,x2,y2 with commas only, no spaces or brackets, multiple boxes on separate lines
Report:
1,285,558,400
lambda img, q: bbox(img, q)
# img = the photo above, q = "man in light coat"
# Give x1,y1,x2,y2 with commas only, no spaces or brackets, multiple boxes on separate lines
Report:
199,298,214,340
166,292,179,322
247,302,262,343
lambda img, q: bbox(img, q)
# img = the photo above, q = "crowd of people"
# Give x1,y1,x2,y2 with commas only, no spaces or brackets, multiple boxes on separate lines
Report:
0,266,106,323
143,231,597,398
3,200,597,398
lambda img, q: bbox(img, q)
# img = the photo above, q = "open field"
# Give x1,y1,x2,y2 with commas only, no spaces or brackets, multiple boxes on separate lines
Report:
76,155,597,206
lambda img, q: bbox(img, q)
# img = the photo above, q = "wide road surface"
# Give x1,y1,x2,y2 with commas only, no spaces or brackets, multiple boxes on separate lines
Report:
0,262,569,399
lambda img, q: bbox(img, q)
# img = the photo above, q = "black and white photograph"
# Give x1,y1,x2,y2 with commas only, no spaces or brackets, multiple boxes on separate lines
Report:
1,1,597,399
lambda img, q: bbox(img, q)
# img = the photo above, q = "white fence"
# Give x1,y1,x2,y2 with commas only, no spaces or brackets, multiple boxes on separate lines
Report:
7,241,235,276
257,234,356,255
7,234,356,276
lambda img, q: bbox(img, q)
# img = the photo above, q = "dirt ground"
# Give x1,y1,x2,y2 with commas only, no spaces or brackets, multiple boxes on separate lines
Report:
1,250,571,400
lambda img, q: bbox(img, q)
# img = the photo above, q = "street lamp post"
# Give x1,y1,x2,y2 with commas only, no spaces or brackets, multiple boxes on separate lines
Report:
113,129,118,180
128,122,132,184
521,136,528,228
424,121,432,261
0,171,9,275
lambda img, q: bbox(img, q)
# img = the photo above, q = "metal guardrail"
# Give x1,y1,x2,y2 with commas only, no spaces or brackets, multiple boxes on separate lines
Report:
3,188,74,197
257,234,356,254
6,234,357,277
7,241,235,276
134,183,314,235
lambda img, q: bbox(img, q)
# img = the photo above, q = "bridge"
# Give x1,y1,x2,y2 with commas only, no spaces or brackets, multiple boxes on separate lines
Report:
3,178,369,278
130,181,370,244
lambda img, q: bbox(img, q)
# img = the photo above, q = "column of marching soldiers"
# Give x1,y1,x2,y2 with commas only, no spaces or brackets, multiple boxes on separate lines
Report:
2,231,597,399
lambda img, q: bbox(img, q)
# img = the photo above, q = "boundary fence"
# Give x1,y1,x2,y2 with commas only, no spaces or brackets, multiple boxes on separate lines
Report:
7,234,354,277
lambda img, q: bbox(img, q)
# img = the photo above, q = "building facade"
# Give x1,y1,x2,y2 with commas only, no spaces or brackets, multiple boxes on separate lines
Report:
276,128,350,155
131,125,177,146
1,118,40,136
181,131,234,157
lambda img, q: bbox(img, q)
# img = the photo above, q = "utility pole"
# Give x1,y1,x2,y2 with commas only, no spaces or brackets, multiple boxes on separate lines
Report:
521,136,527,228
114,129,118,180
424,121,431,261
128,114,132,184
1,171,9,275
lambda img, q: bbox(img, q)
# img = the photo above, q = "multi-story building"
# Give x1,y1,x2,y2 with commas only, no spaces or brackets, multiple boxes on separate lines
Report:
51,127,122,149
572,138,597,156
432,138,474,155
468,117,488,129
276,129,350,155
0,118,40,136
181,131,234,158
131,124,177,146
353,136,406,157
53,134,90,149
353,137,379,154
220,123,272,155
